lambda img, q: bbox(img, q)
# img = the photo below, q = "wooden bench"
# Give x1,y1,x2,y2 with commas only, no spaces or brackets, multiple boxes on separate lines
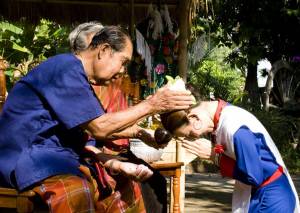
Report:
0,187,35,213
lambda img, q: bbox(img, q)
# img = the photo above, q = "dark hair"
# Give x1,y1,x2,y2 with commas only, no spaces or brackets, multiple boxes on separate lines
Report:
89,25,131,52
160,110,189,134
160,102,201,134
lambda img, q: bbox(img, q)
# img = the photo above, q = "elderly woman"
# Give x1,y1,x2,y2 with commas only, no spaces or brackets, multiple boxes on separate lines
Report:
69,21,169,213
161,99,299,213
0,22,194,212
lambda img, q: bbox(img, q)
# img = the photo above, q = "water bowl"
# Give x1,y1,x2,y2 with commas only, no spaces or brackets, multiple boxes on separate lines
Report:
129,139,163,163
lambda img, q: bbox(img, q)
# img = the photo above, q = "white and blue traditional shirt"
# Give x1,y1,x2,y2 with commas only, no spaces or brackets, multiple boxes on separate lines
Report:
215,102,299,213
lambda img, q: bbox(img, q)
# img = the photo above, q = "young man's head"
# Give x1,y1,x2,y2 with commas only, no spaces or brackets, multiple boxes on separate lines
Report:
160,101,215,139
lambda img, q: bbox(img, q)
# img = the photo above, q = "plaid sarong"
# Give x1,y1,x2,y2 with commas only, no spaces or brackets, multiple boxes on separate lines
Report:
33,165,146,213
33,174,95,213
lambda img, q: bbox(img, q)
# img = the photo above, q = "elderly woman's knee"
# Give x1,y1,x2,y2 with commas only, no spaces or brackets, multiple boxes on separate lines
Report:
33,174,97,212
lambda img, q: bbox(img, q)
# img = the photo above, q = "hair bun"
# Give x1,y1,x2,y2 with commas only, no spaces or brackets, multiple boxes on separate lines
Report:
154,127,172,145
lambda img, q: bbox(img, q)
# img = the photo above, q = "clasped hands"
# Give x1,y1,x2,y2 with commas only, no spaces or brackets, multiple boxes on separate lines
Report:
176,137,213,160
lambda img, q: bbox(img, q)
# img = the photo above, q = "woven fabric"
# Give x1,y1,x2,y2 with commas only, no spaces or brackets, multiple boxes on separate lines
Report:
33,165,146,213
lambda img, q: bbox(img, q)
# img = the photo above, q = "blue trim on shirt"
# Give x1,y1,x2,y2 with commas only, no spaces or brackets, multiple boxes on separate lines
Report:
232,126,279,187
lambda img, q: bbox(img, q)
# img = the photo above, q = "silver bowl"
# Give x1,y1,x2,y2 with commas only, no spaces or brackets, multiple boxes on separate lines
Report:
130,139,163,163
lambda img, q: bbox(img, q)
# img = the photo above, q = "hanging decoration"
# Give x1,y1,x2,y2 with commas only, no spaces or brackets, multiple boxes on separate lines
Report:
135,29,152,83
137,3,179,99
188,33,210,67
126,3,179,100
146,4,164,40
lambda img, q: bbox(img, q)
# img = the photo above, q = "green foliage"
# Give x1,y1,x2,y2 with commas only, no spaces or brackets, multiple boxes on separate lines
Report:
191,1,300,172
188,46,245,102
246,107,300,173
0,18,70,86
212,0,300,63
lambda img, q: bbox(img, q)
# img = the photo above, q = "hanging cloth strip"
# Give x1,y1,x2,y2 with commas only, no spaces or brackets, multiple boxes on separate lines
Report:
136,29,152,80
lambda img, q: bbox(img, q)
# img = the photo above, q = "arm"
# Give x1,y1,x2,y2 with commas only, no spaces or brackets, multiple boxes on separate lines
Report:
93,124,165,149
180,138,236,178
232,126,264,186
181,129,264,185
81,87,194,140
85,146,153,181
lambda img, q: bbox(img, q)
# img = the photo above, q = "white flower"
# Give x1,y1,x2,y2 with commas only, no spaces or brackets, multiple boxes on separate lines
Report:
165,75,196,104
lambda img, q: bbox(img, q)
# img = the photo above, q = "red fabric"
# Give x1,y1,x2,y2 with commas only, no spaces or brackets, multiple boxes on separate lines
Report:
213,99,227,131
214,144,225,154
33,174,95,213
86,80,147,212
92,78,129,149
219,154,236,178
260,166,283,188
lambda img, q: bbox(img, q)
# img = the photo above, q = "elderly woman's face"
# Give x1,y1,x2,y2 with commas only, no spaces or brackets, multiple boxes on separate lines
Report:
92,37,133,85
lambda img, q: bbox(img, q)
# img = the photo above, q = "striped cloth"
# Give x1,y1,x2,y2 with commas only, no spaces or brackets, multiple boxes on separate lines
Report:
32,165,146,213
33,174,95,213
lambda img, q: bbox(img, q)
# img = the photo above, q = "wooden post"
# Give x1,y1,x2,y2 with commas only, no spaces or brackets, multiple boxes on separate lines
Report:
0,58,8,112
130,0,135,38
177,2,192,211
176,139,186,213
172,167,181,213
178,0,190,82
133,82,140,104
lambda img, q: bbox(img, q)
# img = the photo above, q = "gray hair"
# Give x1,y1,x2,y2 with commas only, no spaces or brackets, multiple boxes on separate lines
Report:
69,21,104,53
89,25,131,52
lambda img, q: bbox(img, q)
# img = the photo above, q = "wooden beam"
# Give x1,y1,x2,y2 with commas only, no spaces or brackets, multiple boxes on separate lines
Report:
178,0,190,82
15,0,177,8
130,0,135,38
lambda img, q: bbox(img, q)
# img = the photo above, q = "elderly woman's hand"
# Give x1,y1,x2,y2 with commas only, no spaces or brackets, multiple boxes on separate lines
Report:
124,163,153,181
107,160,153,182
147,86,194,114
179,138,213,160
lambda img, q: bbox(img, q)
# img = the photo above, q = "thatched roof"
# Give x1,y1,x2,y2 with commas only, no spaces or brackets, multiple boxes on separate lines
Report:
0,0,205,80
0,0,204,26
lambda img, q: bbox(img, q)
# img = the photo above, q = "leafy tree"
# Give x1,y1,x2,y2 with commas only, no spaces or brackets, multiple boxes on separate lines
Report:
0,18,70,87
199,0,300,105
188,45,245,102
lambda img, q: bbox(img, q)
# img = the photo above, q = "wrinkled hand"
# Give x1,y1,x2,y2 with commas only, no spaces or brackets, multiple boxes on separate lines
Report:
147,86,194,113
119,162,153,182
179,138,213,160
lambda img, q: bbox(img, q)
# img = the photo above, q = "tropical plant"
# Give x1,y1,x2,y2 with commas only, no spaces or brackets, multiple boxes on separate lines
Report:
210,0,300,105
250,108,300,173
0,18,70,88
188,45,245,103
